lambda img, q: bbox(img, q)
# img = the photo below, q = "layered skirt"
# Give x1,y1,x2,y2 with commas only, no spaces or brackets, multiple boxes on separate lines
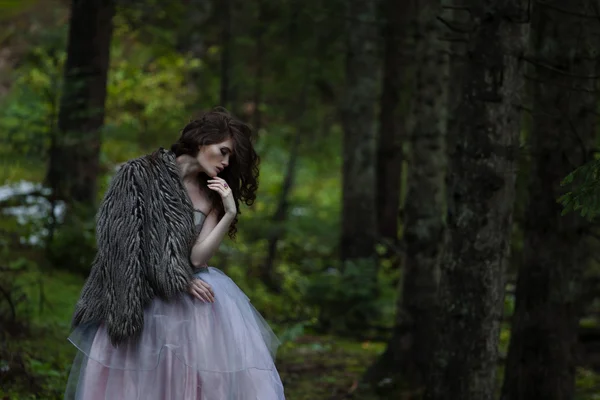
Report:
64,267,285,399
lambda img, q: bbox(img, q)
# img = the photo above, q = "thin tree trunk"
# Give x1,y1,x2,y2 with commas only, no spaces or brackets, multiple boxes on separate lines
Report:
376,0,410,252
340,0,379,263
338,0,380,331
501,2,597,399
260,2,312,293
424,0,529,399
219,0,232,109
262,126,302,292
261,74,310,293
252,0,265,132
364,0,447,393
46,0,115,206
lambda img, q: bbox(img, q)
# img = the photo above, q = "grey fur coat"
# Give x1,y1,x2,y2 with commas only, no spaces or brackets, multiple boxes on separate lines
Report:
72,148,197,346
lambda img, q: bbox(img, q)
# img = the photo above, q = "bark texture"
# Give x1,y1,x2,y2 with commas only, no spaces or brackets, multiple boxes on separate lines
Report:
376,0,410,251
501,2,597,399
340,0,379,262
424,0,529,399
365,0,447,394
46,0,115,205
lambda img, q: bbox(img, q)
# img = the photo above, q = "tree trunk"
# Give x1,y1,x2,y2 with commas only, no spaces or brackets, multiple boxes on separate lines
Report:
338,0,380,331
46,0,115,206
219,0,233,110
501,2,597,399
252,0,265,132
424,0,529,399
262,126,301,292
262,76,310,292
376,0,410,253
340,0,379,263
364,0,447,393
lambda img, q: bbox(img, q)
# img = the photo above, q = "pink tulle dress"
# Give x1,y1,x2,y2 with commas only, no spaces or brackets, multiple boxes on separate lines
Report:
64,210,285,399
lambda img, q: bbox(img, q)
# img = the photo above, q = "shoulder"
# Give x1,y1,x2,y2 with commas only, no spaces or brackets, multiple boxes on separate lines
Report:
111,148,178,187
114,151,162,176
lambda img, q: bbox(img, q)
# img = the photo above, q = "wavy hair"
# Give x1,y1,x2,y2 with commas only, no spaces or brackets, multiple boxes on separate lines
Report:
170,107,259,238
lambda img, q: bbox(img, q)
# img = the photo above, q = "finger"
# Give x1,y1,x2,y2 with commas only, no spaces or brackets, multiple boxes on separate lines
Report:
191,288,205,301
198,282,215,301
203,290,214,303
207,185,226,195
188,282,201,299
194,281,213,301
209,185,230,195
196,288,210,302
192,282,210,302
196,280,211,291
196,283,210,295
208,180,229,189
192,281,203,292
203,283,215,298
209,178,229,188
192,279,204,290
206,288,215,302
201,288,215,303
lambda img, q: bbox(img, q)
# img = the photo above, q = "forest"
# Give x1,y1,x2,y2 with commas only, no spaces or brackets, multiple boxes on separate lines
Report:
2,0,600,399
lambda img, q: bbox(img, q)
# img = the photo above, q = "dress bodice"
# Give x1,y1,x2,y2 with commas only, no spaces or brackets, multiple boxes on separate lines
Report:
193,209,209,273
194,209,207,232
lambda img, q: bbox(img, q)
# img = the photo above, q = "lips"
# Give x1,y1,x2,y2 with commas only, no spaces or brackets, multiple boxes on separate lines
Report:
216,167,223,174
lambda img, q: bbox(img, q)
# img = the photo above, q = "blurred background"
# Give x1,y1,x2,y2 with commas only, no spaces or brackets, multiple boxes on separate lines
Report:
1,0,600,399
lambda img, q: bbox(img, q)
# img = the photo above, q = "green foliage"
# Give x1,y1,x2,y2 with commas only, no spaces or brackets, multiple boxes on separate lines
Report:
0,44,63,181
0,0,39,21
306,259,396,337
575,368,600,400
46,205,97,276
0,264,82,399
0,13,203,183
277,335,384,400
104,14,203,155
559,159,600,219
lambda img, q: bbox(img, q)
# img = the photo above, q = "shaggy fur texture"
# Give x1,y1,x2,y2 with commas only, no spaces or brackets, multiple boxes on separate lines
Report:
72,148,197,346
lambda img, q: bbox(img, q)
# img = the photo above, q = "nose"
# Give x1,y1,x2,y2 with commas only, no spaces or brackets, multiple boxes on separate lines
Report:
222,154,229,167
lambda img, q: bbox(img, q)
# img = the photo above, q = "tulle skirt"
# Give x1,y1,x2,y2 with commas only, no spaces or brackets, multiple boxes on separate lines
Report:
64,267,285,400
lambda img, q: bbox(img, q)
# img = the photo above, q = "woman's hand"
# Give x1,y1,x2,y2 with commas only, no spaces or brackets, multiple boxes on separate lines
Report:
207,177,237,216
188,278,215,302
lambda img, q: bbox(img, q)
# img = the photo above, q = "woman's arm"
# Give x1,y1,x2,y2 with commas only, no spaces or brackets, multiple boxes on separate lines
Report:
189,209,236,267
87,159,149,345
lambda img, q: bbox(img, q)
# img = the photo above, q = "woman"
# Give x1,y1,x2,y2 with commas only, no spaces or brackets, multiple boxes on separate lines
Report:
64,109,285,399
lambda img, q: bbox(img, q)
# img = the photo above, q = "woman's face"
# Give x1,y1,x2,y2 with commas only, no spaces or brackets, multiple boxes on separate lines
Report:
196,138,234,178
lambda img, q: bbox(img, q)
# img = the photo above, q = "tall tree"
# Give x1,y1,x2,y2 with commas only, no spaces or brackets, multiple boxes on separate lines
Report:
376,0,410,253
340,6,379,248
424,0,529,399
365,0,447,394
501,2,598,399
219,0,233,110
46,0,115,206
339,0,380,327
261,0,316,292
340,0,379,261
252,0,266,132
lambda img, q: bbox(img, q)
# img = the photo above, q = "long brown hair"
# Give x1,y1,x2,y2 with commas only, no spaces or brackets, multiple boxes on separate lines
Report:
170,107,259,238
